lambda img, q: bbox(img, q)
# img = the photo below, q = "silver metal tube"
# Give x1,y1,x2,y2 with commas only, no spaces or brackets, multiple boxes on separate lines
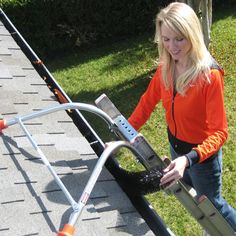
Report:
5,103,115,128
68,140,138,226
2,102,118,211
18,117,78,208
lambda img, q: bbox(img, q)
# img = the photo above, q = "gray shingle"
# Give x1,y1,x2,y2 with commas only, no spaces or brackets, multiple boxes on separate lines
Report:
0,17,154,235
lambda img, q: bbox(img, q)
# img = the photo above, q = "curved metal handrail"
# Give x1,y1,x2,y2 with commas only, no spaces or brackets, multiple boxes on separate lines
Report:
5,103,115,130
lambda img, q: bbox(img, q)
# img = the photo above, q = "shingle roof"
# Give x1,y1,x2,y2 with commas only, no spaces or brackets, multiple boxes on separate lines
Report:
0,11,157,236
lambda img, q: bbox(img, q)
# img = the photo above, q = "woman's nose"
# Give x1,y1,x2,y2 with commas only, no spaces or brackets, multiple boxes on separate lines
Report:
168,40,177,50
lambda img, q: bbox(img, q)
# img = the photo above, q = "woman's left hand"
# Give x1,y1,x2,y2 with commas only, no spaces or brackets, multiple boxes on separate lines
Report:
160,155,189,188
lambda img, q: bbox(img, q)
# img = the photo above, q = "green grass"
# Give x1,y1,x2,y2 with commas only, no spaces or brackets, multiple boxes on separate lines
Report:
47,6,236,236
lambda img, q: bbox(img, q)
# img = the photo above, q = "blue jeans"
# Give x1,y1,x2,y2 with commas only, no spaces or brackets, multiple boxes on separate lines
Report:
170,144,236,231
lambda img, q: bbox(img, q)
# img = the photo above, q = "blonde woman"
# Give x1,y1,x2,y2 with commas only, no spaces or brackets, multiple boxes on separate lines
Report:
128,2,236,231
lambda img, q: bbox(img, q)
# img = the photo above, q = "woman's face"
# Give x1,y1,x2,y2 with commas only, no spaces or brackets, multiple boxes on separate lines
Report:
161,24,191,65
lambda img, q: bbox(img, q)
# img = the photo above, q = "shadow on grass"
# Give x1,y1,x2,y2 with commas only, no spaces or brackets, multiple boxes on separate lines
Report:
46,4,236,142
47,33,156,74
75,69,155,142
47,33,157,140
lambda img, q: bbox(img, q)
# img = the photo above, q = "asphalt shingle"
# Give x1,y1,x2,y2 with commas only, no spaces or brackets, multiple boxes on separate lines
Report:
0,16,154,236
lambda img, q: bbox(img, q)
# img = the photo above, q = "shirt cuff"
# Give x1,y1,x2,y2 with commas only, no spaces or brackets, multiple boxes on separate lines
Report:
185,150,200,168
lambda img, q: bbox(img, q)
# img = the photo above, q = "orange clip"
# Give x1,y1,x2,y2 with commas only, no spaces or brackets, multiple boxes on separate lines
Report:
54,89,69,104
57,224,75,236
33,59,43,65
0,119,7,132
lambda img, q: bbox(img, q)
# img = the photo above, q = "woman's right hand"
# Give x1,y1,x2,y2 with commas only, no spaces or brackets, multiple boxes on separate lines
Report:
160,155,189,188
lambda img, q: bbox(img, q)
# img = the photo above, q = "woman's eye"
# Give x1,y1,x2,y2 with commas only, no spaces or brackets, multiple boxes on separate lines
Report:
176,37,184,42
163,37,169,42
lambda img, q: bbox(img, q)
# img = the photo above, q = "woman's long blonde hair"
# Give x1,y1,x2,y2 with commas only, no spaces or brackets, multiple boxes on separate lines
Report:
154,2,212,95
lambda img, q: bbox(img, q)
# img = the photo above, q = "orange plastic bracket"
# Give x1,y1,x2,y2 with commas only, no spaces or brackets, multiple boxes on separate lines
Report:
54,88,69,104
32,59,43,65
57,224,75,236
0,119,7,132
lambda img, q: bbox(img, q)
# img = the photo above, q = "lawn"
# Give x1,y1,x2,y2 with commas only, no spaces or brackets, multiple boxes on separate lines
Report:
47,5,236,236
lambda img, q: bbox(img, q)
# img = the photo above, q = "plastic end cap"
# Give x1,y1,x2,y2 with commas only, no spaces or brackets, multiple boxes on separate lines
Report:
0,120,7,132
57,224,75,236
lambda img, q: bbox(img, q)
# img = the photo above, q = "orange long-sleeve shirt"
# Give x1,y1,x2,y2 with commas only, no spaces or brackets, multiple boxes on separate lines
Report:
128,65,228,164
